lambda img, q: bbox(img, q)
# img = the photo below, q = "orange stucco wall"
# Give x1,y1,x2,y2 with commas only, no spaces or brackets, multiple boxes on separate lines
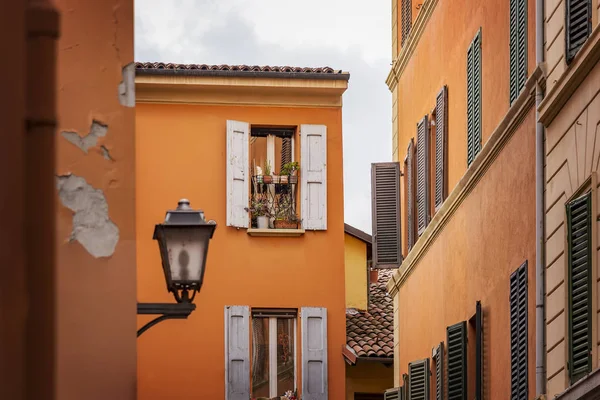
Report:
54,0,137,398
396,111,537,398
395,0,536,252
136,102,346,399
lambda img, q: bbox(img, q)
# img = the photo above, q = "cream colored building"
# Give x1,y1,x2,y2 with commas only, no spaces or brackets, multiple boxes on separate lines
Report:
540,1,600,398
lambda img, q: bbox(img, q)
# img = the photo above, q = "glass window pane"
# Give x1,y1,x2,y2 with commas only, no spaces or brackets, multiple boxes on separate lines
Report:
251,317,270,398
277,318,295,395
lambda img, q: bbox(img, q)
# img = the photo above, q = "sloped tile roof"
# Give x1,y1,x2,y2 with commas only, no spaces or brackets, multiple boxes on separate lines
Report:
346,269,394,359
135,62,350,80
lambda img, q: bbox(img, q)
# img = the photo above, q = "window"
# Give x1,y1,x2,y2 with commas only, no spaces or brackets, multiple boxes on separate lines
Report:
509,0,527,104
416,116,430,235
510,261,528,400
371,162,402,268
226,121,327,231
434,86,448,210
566,0,592,64
566,191,593,384
355,393,385,400
447,321,467,400
251,309,297,398
408,358,430,400
466,29,482,166
401,0,412,47
405,139,416,251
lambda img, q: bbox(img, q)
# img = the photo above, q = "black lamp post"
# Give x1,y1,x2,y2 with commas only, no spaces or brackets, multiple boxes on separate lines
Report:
137,199,217,337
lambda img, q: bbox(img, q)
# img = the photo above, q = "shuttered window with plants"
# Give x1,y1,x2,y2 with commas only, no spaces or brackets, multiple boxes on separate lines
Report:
510,261,528,400
371,162,402,268
509,0,527,104
416,116,430,236
566,0,592,64
435,86,448,210
566,191,593,384
466,29,482,166
401,0,412,47
408,359,430,400
447,322,467,400
434,343,444,400
406,139,416,250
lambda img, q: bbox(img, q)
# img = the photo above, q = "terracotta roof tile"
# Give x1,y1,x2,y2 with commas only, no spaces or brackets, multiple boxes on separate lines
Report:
345,269,395,359
135,62,349,80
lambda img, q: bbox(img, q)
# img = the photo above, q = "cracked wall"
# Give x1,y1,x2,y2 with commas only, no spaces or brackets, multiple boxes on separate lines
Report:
55,0,136,398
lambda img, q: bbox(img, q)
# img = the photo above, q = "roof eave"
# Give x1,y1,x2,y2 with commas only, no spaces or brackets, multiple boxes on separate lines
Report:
136,68,350,82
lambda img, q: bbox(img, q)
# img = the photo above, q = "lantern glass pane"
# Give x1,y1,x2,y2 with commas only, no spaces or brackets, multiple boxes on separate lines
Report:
164,227,210,284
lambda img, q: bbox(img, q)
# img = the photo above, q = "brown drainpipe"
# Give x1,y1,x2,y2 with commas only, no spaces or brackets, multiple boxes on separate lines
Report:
25,1,59,399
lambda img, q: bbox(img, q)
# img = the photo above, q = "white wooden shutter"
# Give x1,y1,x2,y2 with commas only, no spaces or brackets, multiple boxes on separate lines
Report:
301,307,328,400
226,120,249,228
224,305,250,400
300,124,327,230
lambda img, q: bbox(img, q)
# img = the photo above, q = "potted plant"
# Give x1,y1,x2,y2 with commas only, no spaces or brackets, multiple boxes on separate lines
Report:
280,161,299,184
273,195,301,229
245,197,272,229
263,160,273,184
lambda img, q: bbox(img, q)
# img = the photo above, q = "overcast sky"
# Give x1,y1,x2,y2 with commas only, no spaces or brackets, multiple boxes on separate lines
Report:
135,0,392,234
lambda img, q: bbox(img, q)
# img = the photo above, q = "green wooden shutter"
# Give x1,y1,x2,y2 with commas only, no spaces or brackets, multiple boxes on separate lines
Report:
566,0,592,64
416,116,430,235
509,0,528,104
435,343,444,400
409,358,430,400
406,139,416,250
435,86,448,209
371,162,402,268
467,29,482,166
567,191,593,383
401,0,412,47
510,261,528,400
447,322,467,400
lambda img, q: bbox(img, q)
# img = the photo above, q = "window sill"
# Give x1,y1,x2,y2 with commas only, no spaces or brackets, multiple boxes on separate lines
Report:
247,228,305,237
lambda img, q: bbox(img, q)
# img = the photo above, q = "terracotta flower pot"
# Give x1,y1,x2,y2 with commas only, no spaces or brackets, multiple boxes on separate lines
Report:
263,175,273,184
289,175,298,184
280,175,289,184
274,219,298,229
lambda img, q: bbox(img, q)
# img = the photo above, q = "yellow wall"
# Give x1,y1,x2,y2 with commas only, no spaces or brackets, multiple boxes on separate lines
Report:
345,234,368,310
345,363,394,400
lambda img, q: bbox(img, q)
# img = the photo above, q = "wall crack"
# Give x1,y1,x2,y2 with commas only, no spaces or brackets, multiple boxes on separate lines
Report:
56,174,119,258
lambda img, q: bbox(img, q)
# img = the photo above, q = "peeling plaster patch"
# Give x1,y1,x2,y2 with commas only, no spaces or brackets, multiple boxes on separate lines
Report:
56,174,119,258
61,120,108,154
100,145,114,161
118,63,135,107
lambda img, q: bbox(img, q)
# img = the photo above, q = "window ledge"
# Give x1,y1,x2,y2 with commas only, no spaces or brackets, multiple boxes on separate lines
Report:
247,228,305,237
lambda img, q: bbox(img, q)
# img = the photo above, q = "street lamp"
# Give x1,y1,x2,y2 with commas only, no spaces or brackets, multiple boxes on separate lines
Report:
137,199,217,337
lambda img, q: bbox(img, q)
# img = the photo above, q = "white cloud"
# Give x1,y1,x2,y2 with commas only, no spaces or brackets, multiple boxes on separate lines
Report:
135,0,392,233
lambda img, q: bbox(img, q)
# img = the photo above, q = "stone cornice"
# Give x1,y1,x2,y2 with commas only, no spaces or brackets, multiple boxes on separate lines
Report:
538,26,600,126
387,66,546,297
386,0,440,92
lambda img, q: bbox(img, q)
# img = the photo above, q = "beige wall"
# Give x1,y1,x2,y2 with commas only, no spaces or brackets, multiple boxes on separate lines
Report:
544,52,600,399
345,363,394,400
345,234,368,310
544,0,599,93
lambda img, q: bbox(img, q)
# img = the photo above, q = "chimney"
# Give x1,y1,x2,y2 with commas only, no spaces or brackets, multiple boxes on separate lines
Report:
369,269,379,284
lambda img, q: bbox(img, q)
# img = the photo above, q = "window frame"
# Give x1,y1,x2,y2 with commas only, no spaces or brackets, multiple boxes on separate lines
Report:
250,309,298,398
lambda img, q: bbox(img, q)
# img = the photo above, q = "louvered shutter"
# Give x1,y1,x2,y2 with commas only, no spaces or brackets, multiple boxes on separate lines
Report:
301,124,327,230
475,301,483,400
435,87,448,209
225,306,250,400
566,0,592,64
435,343,444,400
509,0,528,104
371,162,402,268
409,358,430,400
567,192,593,383
416,116,430,235
467,30,482,166
384,387,403,400
401,0,412,47
447,322,467,400
510,261,528,400
227,120,250,228
302,307,328,400
406,140,416,250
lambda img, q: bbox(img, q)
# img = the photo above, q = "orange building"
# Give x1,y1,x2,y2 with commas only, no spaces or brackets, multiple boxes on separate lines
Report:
135,63,349,399
371,0,545,398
